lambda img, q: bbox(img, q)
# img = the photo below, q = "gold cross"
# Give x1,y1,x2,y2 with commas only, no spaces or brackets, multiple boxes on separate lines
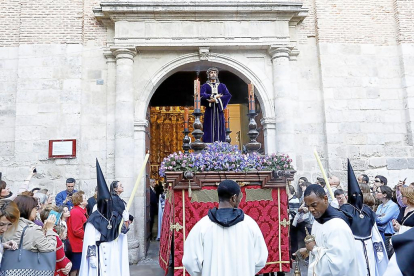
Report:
170,223,183,232
280,218,290,228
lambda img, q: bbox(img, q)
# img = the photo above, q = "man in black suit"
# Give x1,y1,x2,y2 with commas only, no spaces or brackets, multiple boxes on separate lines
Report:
149,179,158,240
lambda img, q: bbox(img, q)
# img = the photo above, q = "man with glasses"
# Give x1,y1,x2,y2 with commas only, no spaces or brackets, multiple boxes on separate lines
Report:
182,180,268,276
334,189,348,207
55,178,77,209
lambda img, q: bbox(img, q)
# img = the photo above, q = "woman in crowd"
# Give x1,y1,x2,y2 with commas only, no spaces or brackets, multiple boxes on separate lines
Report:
363,192,376,211
392,186,414,235
375,185,400,258
359,183,371,194
110,181,133,229
0,200,20,265
67,191,87,276
4,195,56,253
297,179,310,203
60,205,72,260
40,206,72,276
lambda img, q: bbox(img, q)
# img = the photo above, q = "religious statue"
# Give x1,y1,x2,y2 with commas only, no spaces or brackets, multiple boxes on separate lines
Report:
200,67,232,143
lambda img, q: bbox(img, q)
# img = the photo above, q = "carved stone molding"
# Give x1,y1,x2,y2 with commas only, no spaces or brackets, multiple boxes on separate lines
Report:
261,117,276,130
111,47,137,61
103,49,116,63
94,1,308,23
268,46,291,60
134,120,149,132
199,47,210,61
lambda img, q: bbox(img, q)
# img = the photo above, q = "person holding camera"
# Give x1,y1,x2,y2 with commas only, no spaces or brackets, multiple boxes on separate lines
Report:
55,178,77,209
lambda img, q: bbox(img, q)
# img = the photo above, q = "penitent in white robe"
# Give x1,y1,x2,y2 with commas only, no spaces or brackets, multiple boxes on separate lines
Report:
309,218,359,276
353,223,388,276
79,223,130,276
182,214,268,276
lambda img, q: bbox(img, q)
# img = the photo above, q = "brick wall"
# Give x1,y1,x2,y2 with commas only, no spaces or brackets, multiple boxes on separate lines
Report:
299,0,401,45
0,0,21,47
395,0,414,43
0,0,106,46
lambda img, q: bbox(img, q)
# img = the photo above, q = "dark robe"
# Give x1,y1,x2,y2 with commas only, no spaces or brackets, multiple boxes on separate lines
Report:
392,227,414,276
340,203,376,238
200,82,232,143
315,205,351,226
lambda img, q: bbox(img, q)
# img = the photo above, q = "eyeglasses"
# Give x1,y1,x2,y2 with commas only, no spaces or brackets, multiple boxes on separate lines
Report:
374,180,381,183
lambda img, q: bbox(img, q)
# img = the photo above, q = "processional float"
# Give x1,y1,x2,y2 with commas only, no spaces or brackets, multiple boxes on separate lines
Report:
158,78,296,275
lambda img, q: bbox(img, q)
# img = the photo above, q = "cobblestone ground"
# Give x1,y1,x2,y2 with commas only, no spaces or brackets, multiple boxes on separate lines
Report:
130,241,172,276
129,241,304,276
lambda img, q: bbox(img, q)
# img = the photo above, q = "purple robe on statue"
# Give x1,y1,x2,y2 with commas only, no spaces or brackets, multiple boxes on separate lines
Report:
200,82,232,143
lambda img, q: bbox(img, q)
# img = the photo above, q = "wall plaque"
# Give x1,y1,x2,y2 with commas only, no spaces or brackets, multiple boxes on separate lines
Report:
48,139,76,159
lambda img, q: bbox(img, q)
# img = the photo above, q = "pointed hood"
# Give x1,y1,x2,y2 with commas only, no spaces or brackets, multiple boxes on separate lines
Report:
96,159,112,220
347,159,363,210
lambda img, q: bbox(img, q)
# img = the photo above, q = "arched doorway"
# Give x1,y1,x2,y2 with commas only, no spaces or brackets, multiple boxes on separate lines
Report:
132,55,276,260
145,67,265,248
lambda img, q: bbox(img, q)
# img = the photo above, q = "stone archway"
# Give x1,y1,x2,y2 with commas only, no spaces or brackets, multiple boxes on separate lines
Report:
135,51,277,155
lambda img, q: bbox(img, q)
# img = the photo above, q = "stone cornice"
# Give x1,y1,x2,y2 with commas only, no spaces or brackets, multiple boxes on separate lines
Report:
110,46,138,61
134,120,149,132
268,46,291,59
94,1,308,23
261,117,276,130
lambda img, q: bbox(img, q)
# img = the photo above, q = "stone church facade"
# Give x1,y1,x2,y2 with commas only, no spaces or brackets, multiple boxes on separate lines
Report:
1,0,414,260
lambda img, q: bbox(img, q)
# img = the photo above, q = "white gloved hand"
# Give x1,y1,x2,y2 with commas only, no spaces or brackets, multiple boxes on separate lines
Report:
89,256,97,268
122,210,130,221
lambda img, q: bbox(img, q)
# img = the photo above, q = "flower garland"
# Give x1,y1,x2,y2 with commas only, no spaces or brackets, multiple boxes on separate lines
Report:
159,142,293,177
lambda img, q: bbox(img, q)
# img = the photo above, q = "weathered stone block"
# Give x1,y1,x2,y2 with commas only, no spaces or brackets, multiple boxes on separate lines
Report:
384,147,409,157
351,159,368,171
368,157,386,168
387,158,408,170
128,238,140,265
407,158,414,169
346,134,367,145
0,142,14,156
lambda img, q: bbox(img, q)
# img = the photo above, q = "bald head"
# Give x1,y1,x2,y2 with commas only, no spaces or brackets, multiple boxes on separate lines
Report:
329,176,340,188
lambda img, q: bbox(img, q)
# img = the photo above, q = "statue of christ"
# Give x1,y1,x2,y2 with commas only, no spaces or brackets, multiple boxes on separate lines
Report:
200,67,232,143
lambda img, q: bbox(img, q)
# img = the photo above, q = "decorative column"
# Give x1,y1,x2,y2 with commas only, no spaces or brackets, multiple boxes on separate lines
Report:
133,119,149,260
112,47,137,197
104,50,116,179
268,46,296,166
261,117,277,154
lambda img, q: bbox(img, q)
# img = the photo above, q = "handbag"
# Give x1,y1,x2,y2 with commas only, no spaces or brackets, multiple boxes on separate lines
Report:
0,225,56,276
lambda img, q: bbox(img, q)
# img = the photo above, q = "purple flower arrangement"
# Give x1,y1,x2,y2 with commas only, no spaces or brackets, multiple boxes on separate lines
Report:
159,142,293,177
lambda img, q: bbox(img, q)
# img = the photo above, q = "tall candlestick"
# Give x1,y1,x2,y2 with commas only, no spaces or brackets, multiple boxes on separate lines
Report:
184,107,189,130
225,108,230,129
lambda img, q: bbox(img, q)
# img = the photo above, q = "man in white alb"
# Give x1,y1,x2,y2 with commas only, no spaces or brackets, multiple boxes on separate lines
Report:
182,180,268,276
298,184,359,276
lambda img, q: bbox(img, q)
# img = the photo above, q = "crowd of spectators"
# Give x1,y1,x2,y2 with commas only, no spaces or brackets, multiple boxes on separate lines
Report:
0,168,133,276
288,173,414,275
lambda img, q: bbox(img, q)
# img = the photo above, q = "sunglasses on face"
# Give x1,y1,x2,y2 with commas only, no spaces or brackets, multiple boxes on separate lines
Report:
374,180,381,183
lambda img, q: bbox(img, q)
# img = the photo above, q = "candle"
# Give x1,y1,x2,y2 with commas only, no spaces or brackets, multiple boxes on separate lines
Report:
184,107,189,130
194,79,201,111
313,149,334,200
196,79,201,110
194,80,197,110
248,83,255,113
225,108,230,129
